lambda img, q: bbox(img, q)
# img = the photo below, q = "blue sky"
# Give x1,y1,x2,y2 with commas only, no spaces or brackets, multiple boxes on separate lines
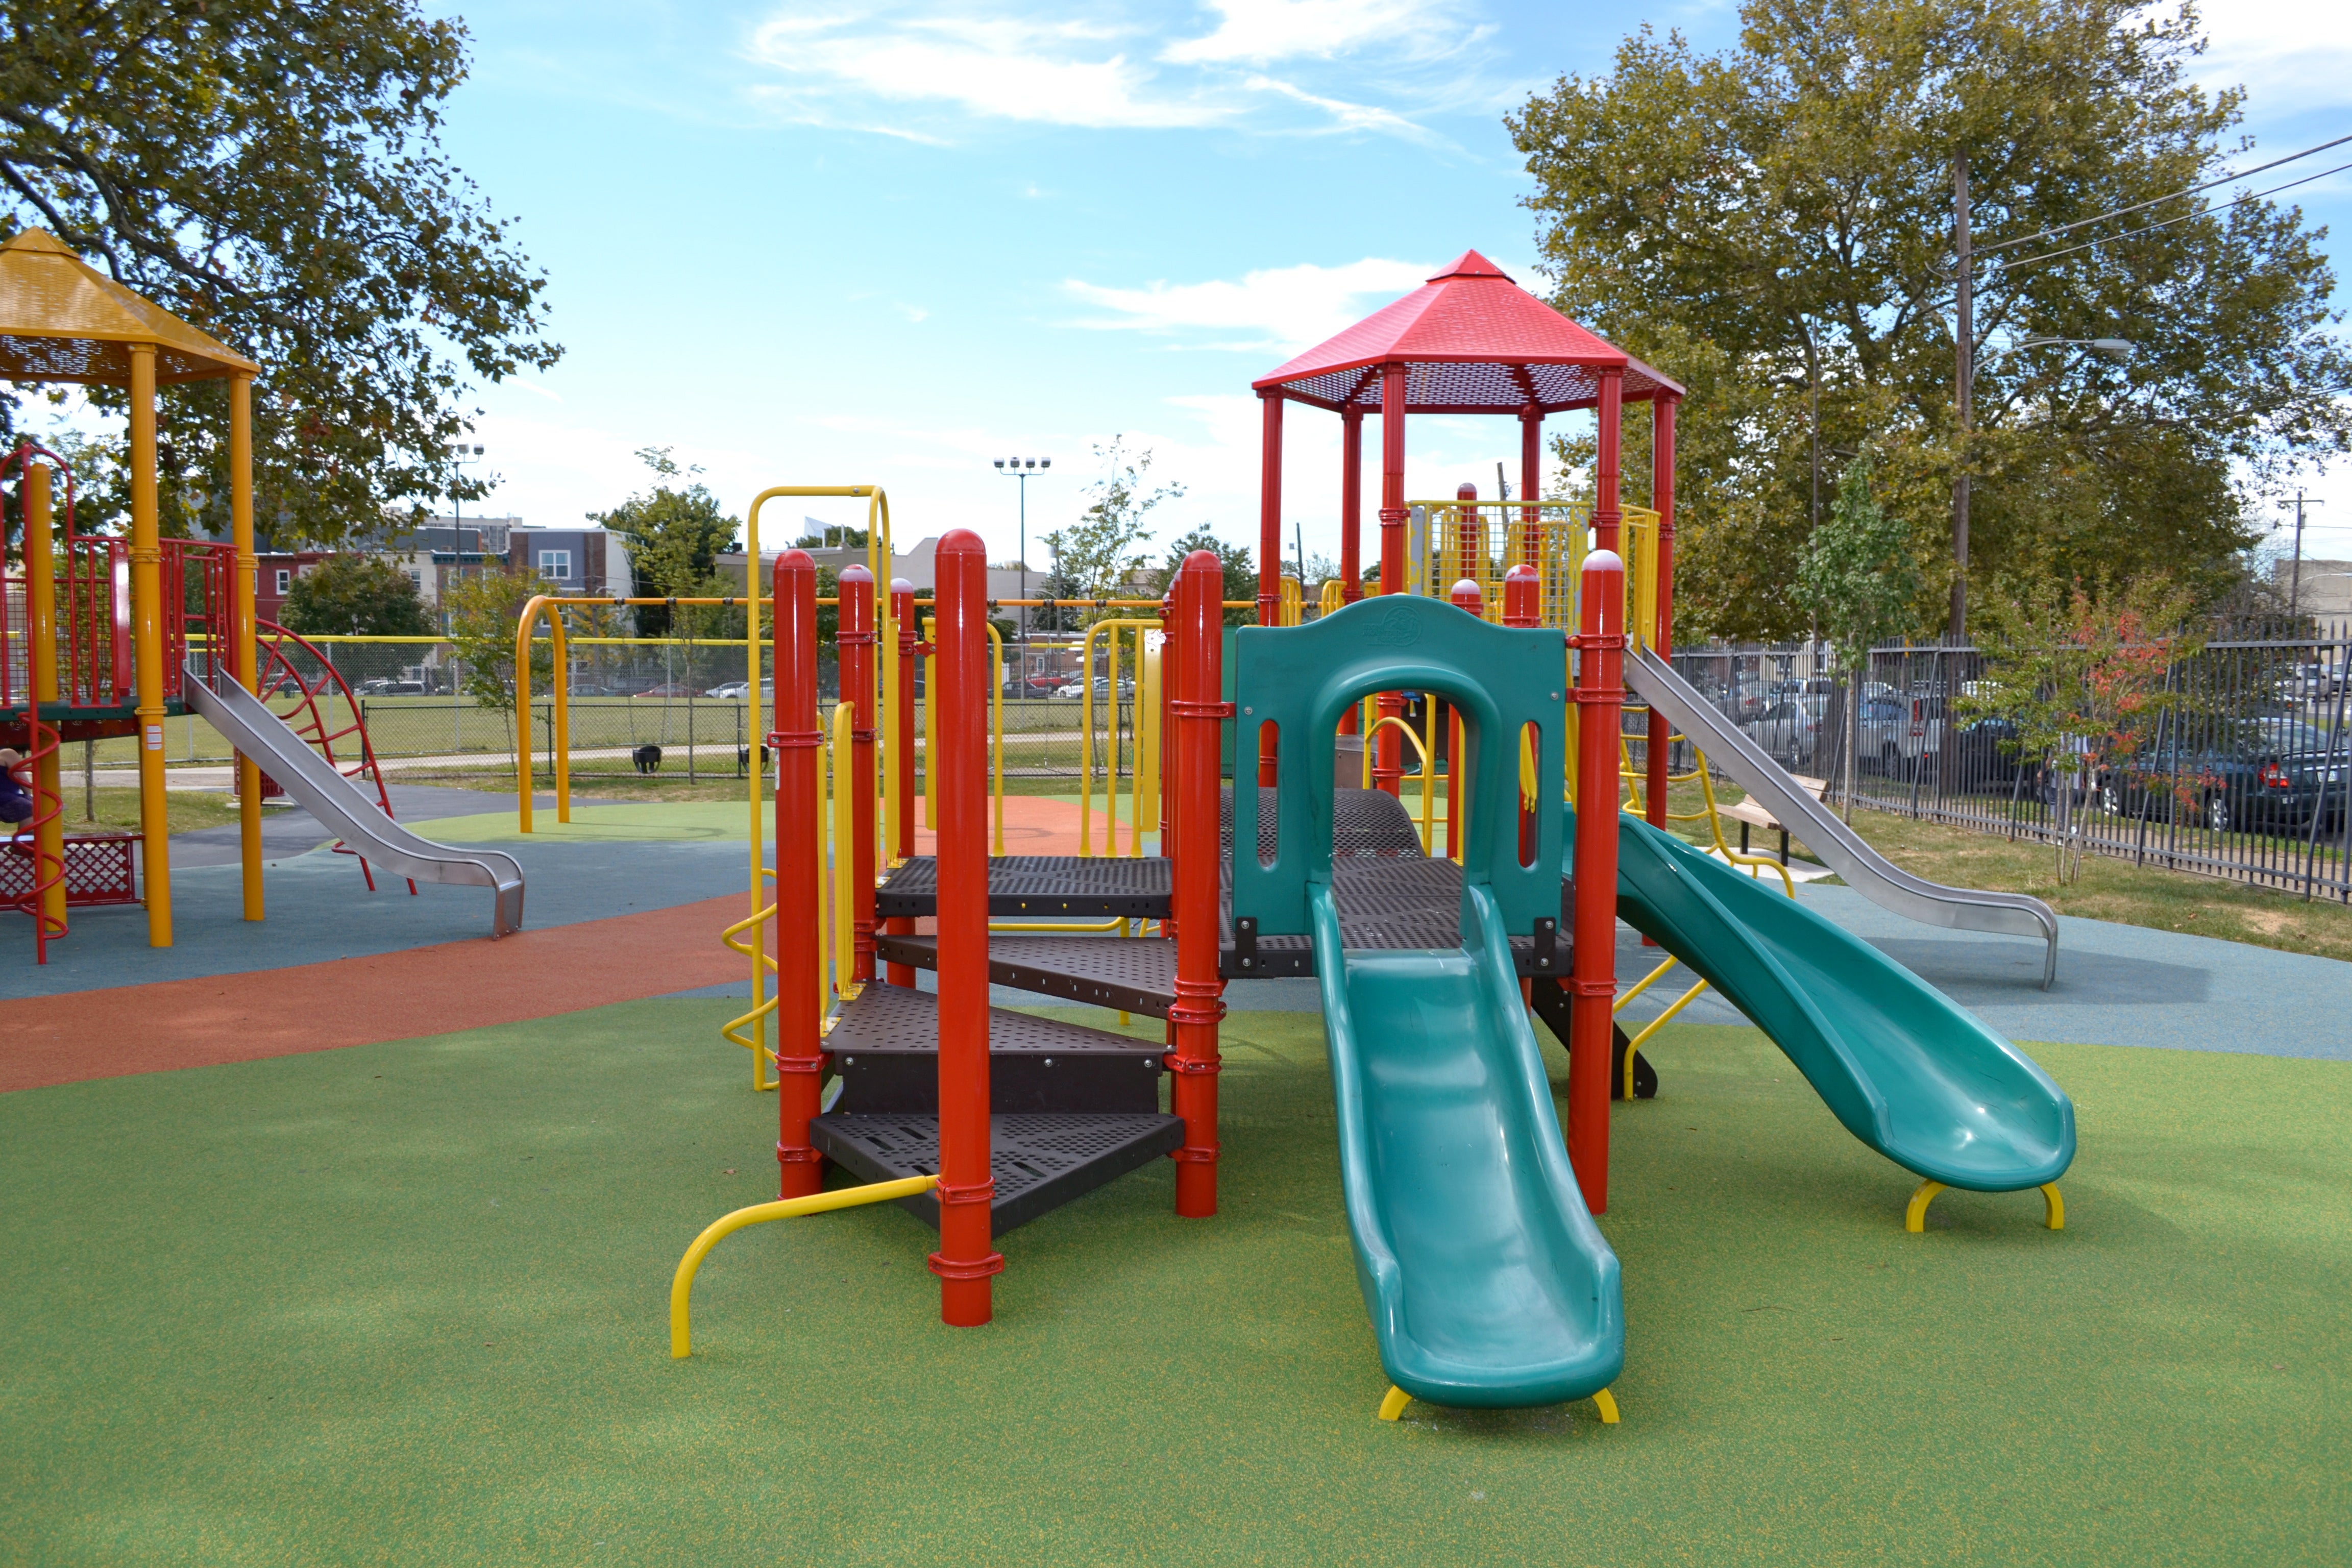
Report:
415,1,2352,568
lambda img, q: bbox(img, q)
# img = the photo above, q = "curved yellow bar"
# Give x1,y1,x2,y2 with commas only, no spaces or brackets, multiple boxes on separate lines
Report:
1377,1386,1412,1422
1591,1388,1621,1424
1904,1178,1947,1232
670,1173,939,1358
1907,1177,2067,1232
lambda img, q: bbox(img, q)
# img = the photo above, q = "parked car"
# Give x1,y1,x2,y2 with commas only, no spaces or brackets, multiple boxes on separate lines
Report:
357,677,425,696
1741,695,1826,768
705,680,750,699
2102,717,2345,833
632,682,699,699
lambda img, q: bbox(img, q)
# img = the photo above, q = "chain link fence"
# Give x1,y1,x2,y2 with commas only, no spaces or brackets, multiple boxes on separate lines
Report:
1662,619,2352,900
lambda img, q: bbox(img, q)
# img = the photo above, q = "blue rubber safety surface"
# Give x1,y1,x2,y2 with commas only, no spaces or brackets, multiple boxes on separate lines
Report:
922,888,2352,1062
2,832,747,1000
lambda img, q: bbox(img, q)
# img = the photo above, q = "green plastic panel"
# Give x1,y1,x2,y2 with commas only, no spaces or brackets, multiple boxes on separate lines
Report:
1231,596,1565,939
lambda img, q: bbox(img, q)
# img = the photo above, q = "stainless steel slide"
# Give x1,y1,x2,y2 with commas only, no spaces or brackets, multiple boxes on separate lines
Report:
184,658,525,937
1624,646,2057,988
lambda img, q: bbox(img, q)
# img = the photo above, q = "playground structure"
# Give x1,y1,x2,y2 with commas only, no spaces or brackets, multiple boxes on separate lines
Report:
668,252,2075,1426
0,230,524,958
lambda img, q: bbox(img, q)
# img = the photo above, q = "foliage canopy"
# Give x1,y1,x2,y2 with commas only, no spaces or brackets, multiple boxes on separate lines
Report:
0,0,560,544
1508,0,2349,641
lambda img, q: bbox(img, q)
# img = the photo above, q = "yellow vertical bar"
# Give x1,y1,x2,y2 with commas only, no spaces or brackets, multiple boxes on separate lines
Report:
986,621,1004,854
128,345,171,947
1079,622,1098,857
24,463,65,934
229,376,261,921
1108,626,1123,850
551,614,571,822
833,700,855,985
745,499,769,1086
1135,627,1159,857
930,616,945,830
514,598,536,834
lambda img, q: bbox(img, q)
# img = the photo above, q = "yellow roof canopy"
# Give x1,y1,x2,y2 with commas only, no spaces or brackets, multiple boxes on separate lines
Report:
0,228,258,385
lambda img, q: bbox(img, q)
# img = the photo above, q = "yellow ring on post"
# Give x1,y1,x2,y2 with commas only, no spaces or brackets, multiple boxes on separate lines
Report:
670,1174,940,1358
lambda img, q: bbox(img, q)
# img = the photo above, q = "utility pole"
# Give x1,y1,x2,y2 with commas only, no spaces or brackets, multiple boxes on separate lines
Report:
1951,152,1973,643
2280,492,2325,615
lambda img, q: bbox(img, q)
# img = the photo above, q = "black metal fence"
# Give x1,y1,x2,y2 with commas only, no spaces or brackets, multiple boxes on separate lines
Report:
1664,620,2352,901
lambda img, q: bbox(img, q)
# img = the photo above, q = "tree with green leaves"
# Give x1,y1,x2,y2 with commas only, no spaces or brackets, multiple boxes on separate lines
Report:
590,447,742,638
280,553,433,683
1954,576,2203,881
443,567,555,713
1508,0,2349,641
1149,526,1257,627
1793,451,1922,814
1,1,560,546
1043,438,1184,620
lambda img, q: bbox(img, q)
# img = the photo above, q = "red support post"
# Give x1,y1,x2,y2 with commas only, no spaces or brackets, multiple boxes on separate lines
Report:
929,529,1002,1325
1592,368,1623,555
886,577,917,987
1375,360,1409,797
1169,549,1228,1217
1570,548,1625,1214
839,565,878,982
770,549,826,1200
1340,408,1364,606
1446,577,1482,860
1504,563,1541,870
1257,391,1284,629
1518,405,1544,568
1646,396,1677,832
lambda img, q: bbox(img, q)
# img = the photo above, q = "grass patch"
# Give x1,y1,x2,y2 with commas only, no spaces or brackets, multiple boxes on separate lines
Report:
33,786,289,836
0,1006,2344,1566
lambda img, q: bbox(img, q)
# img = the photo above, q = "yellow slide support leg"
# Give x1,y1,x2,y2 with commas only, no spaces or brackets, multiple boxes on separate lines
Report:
670,1174,940,1358
1905,1178,2067,1233
1375,1384,1621,1425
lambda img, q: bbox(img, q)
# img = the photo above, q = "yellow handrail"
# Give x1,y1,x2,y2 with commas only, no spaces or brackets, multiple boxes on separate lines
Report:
1364,713,1437,855
670,1174,940,1357
1079,618,1161,857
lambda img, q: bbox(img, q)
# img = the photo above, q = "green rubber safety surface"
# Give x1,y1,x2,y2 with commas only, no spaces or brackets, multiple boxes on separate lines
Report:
2,1005,2346,1567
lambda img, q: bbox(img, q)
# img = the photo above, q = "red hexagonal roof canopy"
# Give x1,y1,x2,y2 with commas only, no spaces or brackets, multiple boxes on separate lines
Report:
1252,250,1681,414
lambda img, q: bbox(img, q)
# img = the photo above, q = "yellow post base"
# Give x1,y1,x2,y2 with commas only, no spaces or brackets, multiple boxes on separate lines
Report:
1905,1178,2066,1233
1377,1386,1412,1422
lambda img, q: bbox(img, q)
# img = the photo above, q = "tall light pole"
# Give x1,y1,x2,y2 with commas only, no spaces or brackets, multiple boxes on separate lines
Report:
994,455,1050,674
2279,492,2325,616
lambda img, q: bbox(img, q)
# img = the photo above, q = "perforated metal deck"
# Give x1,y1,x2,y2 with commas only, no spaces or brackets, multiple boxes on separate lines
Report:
828,982,1165,1113
874,855,1171,918
874,933,1180,1017
810,1112,1186,1233
1221,785,1429,860
1220,857,1571,980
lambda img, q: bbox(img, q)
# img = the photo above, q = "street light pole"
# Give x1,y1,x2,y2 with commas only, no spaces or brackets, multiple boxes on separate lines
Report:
994,456,1051,682
1952,153,1973,644
2280,493,2325,616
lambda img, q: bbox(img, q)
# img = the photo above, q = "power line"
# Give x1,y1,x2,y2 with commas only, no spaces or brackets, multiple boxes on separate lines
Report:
1978,130,2352,258
1995,158,2352,275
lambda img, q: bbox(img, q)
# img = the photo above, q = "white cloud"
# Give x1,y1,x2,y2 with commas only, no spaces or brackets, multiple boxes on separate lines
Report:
740,2,1489,138
746,13,1228,132
1160,0,1471,65
1062,257,1434,353
2191,0,2352,116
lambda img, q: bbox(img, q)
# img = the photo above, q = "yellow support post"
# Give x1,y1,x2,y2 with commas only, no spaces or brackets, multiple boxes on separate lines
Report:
127,343,170,947
983,621,1006,854
230,375,262,921
23,463,65,936
922,616,938,832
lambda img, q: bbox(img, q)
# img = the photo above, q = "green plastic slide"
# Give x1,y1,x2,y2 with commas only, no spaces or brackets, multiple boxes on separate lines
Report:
1312,878,1624,1410
1591,805,2075,1192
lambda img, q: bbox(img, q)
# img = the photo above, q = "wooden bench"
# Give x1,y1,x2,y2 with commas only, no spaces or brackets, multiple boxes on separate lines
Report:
1713,775,1826,865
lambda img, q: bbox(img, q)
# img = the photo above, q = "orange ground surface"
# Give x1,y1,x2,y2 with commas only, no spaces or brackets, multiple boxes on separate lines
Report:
6,794,1124,1093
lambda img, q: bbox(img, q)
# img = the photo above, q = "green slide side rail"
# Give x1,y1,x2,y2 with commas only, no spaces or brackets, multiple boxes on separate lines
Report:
1314,879,1624,1409
1594,805,2075,1193
1231,596,1565,941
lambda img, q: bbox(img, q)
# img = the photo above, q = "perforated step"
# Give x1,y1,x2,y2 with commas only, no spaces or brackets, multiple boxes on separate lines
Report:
875,933,1180,1017
827,981,1165,1114
810,1112,1185,1233
875,855,1171,919
1220,785,1429,860
1219,856,1572,980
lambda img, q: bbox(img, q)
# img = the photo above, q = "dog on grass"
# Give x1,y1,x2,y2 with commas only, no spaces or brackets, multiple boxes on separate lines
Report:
632,744,662,775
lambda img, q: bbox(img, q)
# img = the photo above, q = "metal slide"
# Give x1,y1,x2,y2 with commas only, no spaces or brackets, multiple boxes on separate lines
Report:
184,659,525,936
1625,646,2059,988
1311,879,1623,1410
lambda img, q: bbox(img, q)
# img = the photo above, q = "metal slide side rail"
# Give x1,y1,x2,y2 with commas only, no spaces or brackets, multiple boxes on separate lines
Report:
1624,646,2058,988
183,657,525,937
